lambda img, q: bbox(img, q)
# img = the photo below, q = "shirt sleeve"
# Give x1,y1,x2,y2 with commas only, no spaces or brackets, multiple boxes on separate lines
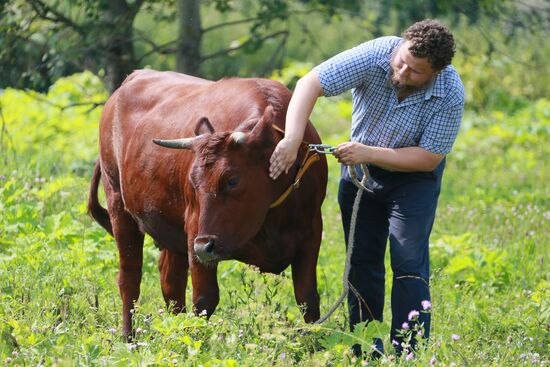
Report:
313,39,385,97
419,103,464,154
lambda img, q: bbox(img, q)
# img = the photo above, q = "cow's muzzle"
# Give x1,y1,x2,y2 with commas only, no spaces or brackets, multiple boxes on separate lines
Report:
194,236,220,263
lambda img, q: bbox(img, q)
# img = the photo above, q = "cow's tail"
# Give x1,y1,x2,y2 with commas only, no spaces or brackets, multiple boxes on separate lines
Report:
88,159,114,236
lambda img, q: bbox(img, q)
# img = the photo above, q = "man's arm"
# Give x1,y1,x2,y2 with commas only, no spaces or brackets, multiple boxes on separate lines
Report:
269,71,324,180
334,98,464,172
334,142,444,172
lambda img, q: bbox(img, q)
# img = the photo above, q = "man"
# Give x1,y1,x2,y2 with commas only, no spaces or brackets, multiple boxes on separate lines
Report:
269,19,464,355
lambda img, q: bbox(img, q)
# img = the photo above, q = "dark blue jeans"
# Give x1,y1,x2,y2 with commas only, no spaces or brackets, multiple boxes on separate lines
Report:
338,161,444,354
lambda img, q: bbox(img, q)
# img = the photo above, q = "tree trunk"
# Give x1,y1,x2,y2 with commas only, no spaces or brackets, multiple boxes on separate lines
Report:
101,0,138,93
177,0,202,76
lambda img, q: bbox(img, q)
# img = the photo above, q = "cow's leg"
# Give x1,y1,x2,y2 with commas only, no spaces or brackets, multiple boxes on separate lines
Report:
189,257,220,317
106,189,144,340
291,255,321,322
291,213,322,323
158,248,188,313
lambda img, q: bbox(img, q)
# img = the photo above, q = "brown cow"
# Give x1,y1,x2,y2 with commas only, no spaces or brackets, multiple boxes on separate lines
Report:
88,69,328,338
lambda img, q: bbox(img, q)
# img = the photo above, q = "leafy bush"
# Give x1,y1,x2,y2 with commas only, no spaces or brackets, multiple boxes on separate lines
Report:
0,71,107,175
1,73,548,365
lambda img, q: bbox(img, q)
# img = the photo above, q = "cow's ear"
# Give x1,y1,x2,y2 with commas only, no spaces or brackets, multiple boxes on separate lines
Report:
194,117,215,136
249,105,275,142
259,105,274,126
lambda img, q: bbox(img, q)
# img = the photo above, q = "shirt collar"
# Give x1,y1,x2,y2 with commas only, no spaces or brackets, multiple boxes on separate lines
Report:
378,52,392,74
425,72,446,99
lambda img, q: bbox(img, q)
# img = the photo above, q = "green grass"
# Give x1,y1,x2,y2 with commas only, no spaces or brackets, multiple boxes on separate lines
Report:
0,73,548,366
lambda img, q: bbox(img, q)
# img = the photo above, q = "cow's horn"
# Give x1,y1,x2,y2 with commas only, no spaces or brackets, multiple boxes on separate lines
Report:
153,137,197,149
231,131,247,145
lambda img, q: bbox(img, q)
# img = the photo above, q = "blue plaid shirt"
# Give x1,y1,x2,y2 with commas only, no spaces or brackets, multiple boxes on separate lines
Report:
313,36,464,178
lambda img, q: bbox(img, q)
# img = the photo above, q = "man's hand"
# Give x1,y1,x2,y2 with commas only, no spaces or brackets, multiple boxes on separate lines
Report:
269,138,301,179
333,141,370,166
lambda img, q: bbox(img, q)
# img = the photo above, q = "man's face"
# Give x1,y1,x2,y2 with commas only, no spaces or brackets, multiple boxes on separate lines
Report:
390,40,437,89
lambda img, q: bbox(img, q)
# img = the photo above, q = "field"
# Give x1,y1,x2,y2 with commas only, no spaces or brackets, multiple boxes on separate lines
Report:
0,72,548,366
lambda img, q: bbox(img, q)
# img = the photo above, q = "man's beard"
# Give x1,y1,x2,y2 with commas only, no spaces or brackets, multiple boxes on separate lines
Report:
388,48,407,89
389,68,407,89
388,68,433,91
388,48,435,91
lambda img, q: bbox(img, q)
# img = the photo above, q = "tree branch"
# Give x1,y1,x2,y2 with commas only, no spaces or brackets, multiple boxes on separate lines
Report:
26,0,85,35
259,30,288,77
201,30,288,61
23,90,105,113
202,16,260,34
473,23,533,68
129,0,147,18
518,0,550,12
296,17,328,59
133,31,179,63
201,7,337,35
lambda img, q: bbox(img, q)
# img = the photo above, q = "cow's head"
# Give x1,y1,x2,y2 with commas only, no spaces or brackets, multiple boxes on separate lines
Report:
153,106,282,263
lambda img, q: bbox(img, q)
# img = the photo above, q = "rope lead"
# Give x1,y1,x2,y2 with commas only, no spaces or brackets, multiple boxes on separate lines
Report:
315,165,374,324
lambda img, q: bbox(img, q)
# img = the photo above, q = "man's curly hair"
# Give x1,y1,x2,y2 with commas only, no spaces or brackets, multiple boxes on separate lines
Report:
403,19,455,71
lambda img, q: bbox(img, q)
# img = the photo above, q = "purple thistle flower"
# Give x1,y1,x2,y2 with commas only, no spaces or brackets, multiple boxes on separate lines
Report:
392,339,399,346
421,300,432,310
406,352,414,361
451,334,460,341
408,310,420,320
430,356,437,365
402,322,409,330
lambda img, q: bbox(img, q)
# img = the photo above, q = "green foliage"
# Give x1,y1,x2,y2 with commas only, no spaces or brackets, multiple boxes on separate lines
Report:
1,0,369,92
0,71,107,174
4,0,549,111
1,73,549,365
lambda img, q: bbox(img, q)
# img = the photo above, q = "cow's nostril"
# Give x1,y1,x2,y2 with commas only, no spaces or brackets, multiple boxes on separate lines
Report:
205,240,215,253
194,236,219,261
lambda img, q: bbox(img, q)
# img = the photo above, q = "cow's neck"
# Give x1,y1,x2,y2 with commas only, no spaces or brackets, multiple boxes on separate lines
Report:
236,222,295,274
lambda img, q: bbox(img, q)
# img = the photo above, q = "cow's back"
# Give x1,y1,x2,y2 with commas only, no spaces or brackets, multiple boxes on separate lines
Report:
97,70,306,253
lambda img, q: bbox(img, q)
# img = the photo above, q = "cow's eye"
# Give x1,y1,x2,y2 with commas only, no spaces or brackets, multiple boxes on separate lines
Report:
225,175,240,190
